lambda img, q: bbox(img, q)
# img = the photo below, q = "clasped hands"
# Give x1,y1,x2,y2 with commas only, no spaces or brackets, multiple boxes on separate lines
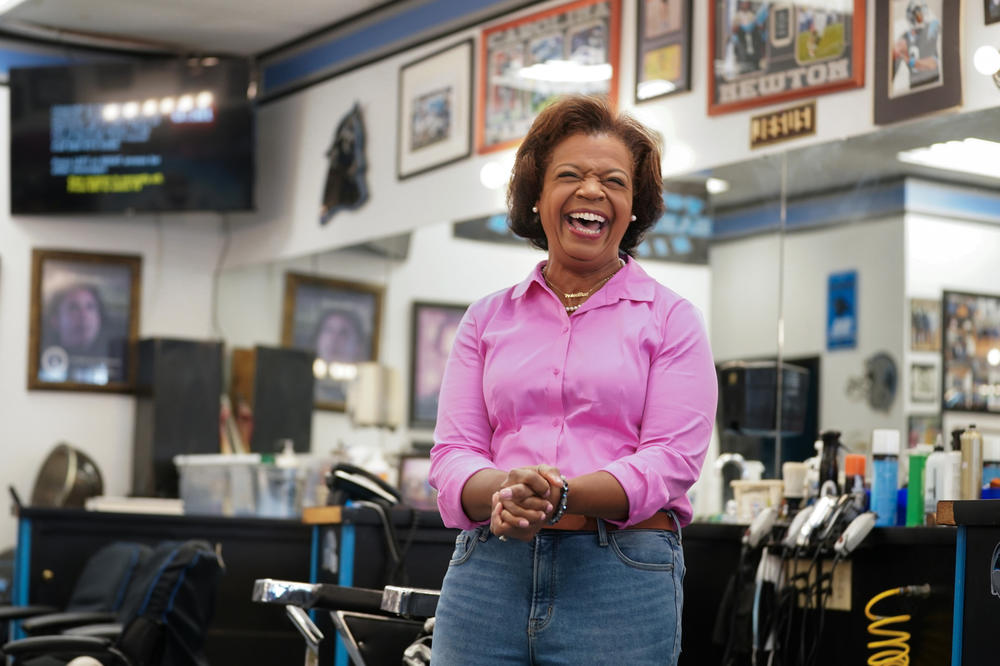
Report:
490,464,563,542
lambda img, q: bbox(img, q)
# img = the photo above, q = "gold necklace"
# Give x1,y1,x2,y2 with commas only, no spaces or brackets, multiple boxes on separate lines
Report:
543,259,624,312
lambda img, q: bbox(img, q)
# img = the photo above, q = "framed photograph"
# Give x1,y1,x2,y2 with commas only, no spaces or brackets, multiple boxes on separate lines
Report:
397,39,474,180
874,0,961,125
908,413,942,448
708,1,865,115
478,0,621,154
942,290,1000,413
282,273,384,411
397,453,438,512
986,0,1000,25
910,363,937,403
635,0,693,102
910,297,941,352
409,301,468,429
28,249,141,392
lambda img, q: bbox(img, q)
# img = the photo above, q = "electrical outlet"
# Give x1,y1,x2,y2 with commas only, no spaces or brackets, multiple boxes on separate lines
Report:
788,558,852,611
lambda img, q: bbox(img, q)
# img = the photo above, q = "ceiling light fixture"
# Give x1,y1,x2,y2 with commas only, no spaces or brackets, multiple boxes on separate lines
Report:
897,138,1000,180
706,178,730,195
973,45,1000,90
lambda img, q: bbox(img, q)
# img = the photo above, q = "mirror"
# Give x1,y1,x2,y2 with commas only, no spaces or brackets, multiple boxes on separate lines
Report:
697,104,1000,480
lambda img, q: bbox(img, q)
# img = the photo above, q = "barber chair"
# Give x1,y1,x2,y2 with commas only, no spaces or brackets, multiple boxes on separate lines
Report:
1,539,223,666
252,578,439,666
1,542,151,642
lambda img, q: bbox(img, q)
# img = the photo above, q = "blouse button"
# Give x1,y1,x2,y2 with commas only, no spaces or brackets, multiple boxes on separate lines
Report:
552,368,559,376
551,419,559,427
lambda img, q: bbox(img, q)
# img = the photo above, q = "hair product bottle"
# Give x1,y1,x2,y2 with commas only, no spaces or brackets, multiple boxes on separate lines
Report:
871,429,900,527
960,424,984,501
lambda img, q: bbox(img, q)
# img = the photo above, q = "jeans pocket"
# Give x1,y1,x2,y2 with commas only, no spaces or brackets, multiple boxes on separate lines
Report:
608,529,678,571
448,528,481,566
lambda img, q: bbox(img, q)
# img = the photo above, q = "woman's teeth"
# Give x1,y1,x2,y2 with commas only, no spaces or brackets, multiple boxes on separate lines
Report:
567,212,606,235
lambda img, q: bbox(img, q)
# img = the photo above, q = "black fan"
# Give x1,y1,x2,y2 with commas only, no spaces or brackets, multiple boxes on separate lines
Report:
30,443,103,508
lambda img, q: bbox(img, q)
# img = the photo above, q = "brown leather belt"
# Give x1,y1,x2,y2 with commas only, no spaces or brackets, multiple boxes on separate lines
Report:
541,511,676,533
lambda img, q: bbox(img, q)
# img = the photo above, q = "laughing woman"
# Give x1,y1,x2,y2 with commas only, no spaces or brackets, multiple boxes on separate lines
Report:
428,95,717,665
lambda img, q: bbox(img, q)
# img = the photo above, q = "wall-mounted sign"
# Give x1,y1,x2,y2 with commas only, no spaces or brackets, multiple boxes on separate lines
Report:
827,270,858,351
750,101,816,149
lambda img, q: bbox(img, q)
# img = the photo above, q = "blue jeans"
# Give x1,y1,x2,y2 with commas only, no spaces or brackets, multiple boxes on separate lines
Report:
431,518,685,665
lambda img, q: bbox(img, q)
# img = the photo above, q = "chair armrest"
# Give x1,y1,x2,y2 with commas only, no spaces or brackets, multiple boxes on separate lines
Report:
0,604,59,621
21,610,117,635
64,622,124,639
1,633,119,659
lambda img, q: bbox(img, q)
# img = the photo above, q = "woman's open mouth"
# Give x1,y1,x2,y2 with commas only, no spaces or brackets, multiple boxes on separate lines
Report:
565,211,608,238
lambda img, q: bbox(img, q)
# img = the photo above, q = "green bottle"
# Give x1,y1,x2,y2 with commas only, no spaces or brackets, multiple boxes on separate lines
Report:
906,449,929,526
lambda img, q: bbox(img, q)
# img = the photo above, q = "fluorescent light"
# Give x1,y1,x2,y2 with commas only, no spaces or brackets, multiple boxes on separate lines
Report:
988,348,1000,367
974,45,1000,76
0,0,31,14
706,178,730,194
897,138,1000,180
517,60,612,84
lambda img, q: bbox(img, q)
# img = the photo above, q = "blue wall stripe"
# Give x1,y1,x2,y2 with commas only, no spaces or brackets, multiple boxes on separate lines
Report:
0,48,75,76
906,180,1000,224
261,0,509,95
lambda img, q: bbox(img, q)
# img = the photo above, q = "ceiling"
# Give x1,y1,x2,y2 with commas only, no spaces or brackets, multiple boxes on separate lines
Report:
0,0,398,56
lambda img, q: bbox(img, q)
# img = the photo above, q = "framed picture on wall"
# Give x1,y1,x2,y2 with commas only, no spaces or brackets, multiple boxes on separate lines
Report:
397,39,474,180
910,297,941,351
282,272,384,411
910,363,938,403
635,0,692,102
986,0,1000,25
397,452,438,511
907,413,942,448
409,301,468,429
478,0,621,154
28,249,141,392
942,290,1000,413
707,0,865,115
874,0,961,125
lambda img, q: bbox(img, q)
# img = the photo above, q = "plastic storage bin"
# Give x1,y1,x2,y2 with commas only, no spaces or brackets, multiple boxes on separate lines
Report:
174,453,261,516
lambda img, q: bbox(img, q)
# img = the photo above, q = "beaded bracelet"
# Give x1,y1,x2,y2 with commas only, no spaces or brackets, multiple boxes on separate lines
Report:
547,475,569,525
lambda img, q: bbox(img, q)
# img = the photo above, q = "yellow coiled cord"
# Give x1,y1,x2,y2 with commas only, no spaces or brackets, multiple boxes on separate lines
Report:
864,585,928,666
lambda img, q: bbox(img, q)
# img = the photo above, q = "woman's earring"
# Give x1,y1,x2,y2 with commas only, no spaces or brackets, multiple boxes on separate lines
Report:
532,206,538,213
630,214,637,222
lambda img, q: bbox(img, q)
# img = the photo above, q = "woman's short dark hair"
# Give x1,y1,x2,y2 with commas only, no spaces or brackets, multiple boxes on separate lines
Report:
507,95,665,256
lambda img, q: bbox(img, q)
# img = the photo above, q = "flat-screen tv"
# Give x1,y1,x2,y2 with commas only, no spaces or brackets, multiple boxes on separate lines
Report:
9,58,254,214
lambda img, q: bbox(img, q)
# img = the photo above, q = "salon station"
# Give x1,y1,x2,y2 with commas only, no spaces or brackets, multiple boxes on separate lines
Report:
1,1,999,665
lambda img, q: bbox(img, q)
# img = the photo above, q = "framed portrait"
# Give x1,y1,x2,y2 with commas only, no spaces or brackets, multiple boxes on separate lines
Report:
910,297,941,352
708,0,865,115
409,301,468,429
941,290,1000,413
281,272,384,411
874,0,961,126
397,39,474,180
635,0,693,102
397,453,438,512
478,0,621,154
907,413,942,448
28,249,141,392
910,363,937,403
986,0,1000,25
